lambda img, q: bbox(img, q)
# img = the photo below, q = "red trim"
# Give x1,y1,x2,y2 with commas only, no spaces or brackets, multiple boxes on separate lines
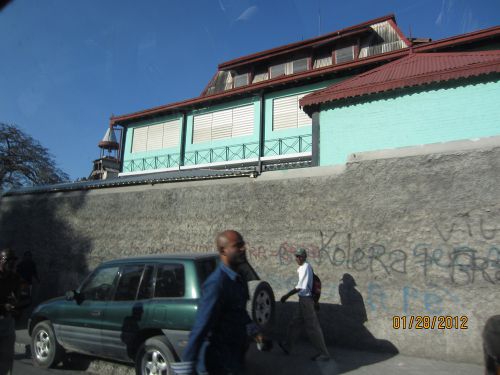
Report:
217,15,392,70
388,18,412,47
111,24,500,125
111,48,409,125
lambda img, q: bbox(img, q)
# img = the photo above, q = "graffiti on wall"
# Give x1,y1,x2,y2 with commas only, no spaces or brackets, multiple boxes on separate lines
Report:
247,212,500,285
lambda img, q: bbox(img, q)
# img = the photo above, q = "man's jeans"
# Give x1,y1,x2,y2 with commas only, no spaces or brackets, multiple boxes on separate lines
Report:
283,296,329,357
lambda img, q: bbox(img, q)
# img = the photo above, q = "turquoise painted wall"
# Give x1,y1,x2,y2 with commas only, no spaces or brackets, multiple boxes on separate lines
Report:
123,114,183,171
263,79,341,156
121,78,347,171
319,78,500,166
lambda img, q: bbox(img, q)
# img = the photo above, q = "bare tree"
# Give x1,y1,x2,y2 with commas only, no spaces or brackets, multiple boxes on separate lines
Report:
0,123,69,190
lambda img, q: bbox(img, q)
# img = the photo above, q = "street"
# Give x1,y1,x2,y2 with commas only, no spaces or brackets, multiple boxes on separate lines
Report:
13,341,484,375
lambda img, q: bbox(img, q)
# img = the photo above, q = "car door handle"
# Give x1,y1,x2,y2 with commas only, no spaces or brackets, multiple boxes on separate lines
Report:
90,310,102,317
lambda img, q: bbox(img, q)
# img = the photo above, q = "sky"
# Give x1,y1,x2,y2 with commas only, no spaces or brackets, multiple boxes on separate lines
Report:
0,0,499,180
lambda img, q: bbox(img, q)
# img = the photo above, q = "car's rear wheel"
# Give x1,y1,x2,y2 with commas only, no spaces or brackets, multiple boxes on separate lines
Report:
248,280,275,331
136,336,175,375
31,321,65,368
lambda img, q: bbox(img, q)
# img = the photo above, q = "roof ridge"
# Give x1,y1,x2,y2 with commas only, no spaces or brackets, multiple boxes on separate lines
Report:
217,13,396,69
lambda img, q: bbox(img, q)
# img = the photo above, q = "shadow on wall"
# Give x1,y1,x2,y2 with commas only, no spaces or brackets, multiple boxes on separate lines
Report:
0,192,92,306
270,273,398,371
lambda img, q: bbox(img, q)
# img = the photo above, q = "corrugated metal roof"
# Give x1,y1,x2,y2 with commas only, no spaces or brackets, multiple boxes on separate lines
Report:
1,169,253,196
300,50,500,108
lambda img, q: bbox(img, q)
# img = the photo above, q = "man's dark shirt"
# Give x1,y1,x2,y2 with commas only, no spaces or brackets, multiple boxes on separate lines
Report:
17,259,38,284
182,263,258,373
0,270,22,315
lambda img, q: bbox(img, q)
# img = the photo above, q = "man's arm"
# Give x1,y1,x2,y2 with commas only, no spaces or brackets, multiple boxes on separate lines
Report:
280,288,299,303
182,276,222,364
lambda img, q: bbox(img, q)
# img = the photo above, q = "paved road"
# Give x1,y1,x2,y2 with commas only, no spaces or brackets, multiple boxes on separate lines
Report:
13,355,86,375
13,344,485,375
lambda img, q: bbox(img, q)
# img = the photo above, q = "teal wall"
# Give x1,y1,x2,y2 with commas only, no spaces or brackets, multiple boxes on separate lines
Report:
319,78,500,166
262,80,340,157
121,79,346,172
122,114,183,172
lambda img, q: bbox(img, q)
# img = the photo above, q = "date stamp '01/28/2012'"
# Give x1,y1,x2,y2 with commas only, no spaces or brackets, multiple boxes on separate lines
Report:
393,316,468,330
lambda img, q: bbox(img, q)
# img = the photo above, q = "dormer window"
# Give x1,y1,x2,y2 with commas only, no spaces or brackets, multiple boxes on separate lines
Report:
291,58,308,73
270,63,286,78
233,73,250,88
270,58,310,79
253,69,269,83
335,45,355,64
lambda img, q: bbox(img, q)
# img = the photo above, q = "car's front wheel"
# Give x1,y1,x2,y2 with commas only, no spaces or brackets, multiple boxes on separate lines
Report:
31,320,65,368
136,336,175,375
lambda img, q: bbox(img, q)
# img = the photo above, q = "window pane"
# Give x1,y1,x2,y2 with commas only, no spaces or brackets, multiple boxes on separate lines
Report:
81,267,119,301
270,63,286,78
137,265,155,300
335,45,354,64
234,74,249,88
292,58,308,73
114,265,144,301
196,259,217,286
155,264,185,298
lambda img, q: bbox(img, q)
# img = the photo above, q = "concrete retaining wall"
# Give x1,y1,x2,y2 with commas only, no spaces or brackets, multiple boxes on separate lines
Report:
2,142,500,364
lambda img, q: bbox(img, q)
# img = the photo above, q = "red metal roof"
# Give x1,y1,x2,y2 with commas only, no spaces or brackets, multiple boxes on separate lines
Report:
110,24,500,126
300,50,500,108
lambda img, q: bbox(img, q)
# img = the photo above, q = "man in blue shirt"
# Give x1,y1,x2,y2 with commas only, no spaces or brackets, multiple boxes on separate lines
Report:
173,230,262,375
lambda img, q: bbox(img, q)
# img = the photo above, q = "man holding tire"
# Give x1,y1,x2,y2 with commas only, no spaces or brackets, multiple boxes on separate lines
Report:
173,230,265,375
279,248,330,362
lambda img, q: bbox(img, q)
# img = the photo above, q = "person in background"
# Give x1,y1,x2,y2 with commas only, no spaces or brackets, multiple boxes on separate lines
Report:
16,251,39,297
483,315,500,375
0,249,30,375
278,248,330,362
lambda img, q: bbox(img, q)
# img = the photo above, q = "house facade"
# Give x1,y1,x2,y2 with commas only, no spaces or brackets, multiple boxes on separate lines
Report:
106,15,499,179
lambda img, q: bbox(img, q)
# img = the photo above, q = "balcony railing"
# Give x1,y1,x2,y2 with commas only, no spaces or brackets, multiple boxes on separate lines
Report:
264,134,312,157
122,134,312,172
184,142,260,166
122,153,181,173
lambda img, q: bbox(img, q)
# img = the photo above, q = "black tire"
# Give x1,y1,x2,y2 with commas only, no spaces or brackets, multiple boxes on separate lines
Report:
247,280,275,331
31,320,65,368
135,335,176,375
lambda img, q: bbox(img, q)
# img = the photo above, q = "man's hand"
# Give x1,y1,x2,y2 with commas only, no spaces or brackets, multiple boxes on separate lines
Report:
3,303,15,312
280,295,288,304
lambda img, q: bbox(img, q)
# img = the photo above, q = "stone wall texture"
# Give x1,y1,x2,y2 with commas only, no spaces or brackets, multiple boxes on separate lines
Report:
2,144,500,364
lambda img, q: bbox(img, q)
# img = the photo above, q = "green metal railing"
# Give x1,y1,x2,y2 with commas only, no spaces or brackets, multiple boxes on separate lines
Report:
123,153,181,173
264,134,312,157
123,134,312,172
184,142,260,166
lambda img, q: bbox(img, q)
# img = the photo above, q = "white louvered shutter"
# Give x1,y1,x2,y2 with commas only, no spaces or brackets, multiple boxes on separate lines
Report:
297,94,312,127
211,109,233,140
162,119,181,148
146,123,164,151
193,113,212,143
232,105,254,137
273,95,298,130
132,127,148,153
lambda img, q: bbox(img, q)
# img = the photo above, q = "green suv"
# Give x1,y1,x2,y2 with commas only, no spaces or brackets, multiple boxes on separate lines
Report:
28,253,275,374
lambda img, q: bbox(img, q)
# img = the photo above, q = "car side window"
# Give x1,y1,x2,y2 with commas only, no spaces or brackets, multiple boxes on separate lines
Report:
137,265,155,300
80,266,119,301
154,264,185,298
114,265,145,301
